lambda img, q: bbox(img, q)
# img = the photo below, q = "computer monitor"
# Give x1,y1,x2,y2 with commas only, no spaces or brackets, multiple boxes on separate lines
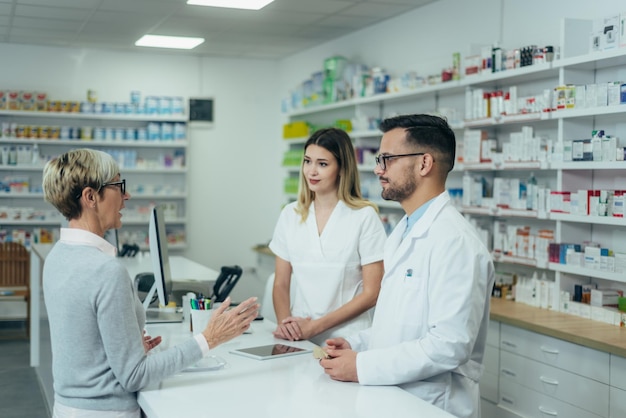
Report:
143,205,172,310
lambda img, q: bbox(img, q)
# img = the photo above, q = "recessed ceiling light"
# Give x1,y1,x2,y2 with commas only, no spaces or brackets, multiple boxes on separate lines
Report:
135,35,205,50
187,0,274,10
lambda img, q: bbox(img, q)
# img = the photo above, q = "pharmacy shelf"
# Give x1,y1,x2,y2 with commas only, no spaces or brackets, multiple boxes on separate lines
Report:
0,192,44,199
0,219,61,226
553,48,626,71
0,109,186,122
0,192,187,200
549,262,625,283
370,200,402,209
121,217,187,226
550,161,626,170
0,138,188,148
0,166,187,173
0,102,189,250
549,213,626,227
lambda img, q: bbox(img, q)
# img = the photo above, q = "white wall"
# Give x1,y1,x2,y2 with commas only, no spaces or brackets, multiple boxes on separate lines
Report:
0,43,283,289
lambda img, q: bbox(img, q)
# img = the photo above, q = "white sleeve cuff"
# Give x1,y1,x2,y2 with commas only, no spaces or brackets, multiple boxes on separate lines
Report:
194,333,210,356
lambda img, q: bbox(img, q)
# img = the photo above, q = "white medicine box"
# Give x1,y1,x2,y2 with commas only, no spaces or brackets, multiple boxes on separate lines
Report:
601,15,620,50
621,12,626,48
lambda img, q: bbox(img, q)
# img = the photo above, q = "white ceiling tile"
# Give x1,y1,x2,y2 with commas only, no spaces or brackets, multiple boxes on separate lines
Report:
319,14,379,29
15,4,92,20
0,3,13,14
98,0,182,15
265,0,358,14
17,0,100,8
11,16,83,31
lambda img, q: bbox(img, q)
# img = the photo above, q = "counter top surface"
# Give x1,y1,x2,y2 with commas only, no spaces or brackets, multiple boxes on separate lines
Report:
139,320,454,418
490,298,626,357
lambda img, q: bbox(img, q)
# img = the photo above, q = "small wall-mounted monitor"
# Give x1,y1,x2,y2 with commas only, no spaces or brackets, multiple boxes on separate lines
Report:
189,98,214,122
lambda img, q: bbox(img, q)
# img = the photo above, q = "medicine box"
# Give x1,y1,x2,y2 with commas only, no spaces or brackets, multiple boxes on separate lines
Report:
283,121,310,139
601,15,621,50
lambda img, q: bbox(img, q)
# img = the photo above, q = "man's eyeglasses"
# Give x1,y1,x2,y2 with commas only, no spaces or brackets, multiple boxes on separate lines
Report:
375,153,425,170
101,179,126,196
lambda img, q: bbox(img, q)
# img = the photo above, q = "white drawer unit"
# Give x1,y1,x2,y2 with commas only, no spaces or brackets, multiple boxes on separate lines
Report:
500,350,609,417
500,379,604,418
609,355,626,391
609,387,626,418
487,319,500,347
481,323,501,404
480,370,499,404
484,342,500,374
500,324,610,384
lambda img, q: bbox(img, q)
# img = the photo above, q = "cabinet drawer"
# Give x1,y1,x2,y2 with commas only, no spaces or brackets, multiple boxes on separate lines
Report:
500,350,609,417
480,371,498,403
500,379,604,418
610,387,626,418
484,343,499,375
487,319,500,347
500,324,609,383
610,355,626,391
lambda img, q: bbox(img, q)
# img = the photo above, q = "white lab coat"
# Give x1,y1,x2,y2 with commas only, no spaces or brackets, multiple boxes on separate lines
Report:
348,191,494,418
269,201,386,345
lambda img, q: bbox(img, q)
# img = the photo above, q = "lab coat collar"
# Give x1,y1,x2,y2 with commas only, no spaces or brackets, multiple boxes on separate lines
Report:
384,191,451,270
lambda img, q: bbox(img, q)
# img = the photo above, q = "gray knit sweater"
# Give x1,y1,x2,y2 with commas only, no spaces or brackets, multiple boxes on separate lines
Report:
43,242,202,411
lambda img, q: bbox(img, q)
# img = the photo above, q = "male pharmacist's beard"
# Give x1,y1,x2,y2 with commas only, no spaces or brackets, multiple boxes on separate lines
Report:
380,165,417,202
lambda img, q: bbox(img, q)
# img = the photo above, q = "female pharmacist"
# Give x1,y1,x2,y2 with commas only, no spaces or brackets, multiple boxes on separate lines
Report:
42,149,258,418
269,128,386,346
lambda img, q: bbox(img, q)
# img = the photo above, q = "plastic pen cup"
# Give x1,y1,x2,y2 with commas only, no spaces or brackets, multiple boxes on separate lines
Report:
190,308,214,333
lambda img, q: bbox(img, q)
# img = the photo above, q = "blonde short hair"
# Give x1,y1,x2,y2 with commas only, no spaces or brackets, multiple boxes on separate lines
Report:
43,149,120,220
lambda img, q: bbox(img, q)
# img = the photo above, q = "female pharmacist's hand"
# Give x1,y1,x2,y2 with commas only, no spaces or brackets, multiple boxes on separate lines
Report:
143,330,162,352
273,316,307,341
202,296,259,349
275,316,317,341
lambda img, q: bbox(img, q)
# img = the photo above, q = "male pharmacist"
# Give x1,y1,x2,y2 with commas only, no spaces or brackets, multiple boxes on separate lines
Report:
320,114,494,418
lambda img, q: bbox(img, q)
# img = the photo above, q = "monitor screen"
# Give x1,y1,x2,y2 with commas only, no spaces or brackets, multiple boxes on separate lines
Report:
146,204,172,309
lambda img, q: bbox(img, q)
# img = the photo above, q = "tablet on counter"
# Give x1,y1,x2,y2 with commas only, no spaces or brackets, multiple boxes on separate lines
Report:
230,344,312,360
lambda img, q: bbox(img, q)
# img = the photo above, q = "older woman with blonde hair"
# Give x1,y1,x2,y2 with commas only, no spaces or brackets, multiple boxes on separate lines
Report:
42,148,258,418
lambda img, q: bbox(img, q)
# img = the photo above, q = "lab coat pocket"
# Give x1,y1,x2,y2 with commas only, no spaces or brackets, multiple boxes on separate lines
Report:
392,270,427,328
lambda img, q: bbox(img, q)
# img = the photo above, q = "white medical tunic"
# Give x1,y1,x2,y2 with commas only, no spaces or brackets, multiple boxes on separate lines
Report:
347,191,495,418
269,200,386,345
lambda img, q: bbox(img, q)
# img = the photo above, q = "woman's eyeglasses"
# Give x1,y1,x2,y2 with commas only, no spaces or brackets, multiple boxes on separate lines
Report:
101,179,126,195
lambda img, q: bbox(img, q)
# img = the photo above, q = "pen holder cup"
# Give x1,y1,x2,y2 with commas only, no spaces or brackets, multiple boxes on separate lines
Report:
190,309,214,333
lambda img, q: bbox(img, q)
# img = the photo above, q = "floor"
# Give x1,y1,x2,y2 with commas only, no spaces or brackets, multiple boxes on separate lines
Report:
0,321,50,418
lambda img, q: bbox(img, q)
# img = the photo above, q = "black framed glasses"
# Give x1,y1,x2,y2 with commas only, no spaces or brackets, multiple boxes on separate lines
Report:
101,179,126,195
375,153,425,170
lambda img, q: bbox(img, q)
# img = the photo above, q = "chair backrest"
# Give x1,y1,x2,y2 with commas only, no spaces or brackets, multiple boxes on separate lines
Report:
261,273,276,323
212,265,242,303
0,242,30,289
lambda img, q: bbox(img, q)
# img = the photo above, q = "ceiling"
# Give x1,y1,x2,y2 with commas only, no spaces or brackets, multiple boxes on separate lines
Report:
0,0,437,59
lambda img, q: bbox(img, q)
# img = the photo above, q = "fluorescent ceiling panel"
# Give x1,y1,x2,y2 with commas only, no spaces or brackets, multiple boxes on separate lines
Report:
187,0,275,11
135,34,205,49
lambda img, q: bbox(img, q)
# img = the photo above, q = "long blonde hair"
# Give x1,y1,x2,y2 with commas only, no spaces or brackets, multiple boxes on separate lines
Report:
295,128,378,222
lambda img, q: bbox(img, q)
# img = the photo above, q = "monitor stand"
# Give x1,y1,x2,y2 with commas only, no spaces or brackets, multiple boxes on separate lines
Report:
143,282,183,324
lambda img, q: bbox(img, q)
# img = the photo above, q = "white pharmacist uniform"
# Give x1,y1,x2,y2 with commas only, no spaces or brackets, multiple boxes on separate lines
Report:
269,200,386,345
347,191,495,418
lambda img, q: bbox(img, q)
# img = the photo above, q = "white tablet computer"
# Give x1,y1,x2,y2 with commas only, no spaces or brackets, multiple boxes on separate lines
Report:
230,344,312,360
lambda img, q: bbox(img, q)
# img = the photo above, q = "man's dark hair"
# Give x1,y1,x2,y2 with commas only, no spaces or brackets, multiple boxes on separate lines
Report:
379,114,456,173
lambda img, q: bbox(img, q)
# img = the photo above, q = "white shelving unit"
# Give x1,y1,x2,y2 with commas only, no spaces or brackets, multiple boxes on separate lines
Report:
282,30,626,303
0,109,189,250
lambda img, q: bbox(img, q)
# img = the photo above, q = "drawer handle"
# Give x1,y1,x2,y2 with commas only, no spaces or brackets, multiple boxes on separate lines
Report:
539,376,559,386
538,405,558,416
501,396,514,405
502,340,517,348
540,345,559,355
501,368,517,377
